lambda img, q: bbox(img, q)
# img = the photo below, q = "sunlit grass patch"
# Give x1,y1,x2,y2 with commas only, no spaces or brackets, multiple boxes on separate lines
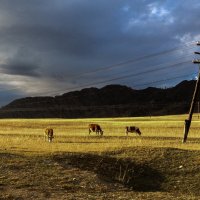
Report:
0,114,199,154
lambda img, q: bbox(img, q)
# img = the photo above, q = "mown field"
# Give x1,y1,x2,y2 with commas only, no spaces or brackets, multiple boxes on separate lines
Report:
0,114,200,199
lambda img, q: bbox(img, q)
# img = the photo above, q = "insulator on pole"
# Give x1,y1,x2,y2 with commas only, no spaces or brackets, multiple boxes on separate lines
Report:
192,59,200,64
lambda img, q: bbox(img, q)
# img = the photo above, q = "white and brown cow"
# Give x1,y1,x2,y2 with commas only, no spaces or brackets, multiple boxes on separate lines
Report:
89,124,104,136
125,126,141,136
44,128,54,142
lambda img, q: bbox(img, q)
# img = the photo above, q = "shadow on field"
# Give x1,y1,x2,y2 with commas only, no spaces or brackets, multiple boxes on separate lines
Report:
54,153,164,192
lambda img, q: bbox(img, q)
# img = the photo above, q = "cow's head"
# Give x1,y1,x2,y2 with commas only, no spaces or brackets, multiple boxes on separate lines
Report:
100,130,104,136
136,129,142,135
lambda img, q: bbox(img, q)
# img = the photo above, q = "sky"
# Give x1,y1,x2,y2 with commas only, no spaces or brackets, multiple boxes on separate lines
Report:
0,0,200,106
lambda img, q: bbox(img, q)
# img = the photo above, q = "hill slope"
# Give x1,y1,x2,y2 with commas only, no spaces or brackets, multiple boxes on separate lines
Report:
0,80,197,118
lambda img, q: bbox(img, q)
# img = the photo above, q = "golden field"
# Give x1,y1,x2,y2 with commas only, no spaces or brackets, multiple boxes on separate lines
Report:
0,114,200,154
1,114,200,200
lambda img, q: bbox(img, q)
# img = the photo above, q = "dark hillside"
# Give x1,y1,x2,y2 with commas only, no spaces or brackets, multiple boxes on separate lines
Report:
0,80,197,118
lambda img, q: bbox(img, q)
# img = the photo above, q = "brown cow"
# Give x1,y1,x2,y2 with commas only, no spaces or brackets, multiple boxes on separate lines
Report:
89,124,103,136
125,126,141,136
44,128,54,142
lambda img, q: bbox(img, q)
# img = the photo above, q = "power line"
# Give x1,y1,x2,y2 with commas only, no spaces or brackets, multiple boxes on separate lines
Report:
0,41,196,90
39,49,194,95
43,51,193,92
0,55,194,102
0,41,196,100
0,52,193,101
3,71,195,108
55,41,196,79
113,52,193,78
132,73,195,88
43,59,191,96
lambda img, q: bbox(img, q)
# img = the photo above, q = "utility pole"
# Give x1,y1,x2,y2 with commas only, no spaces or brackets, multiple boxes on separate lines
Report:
183,41,200,143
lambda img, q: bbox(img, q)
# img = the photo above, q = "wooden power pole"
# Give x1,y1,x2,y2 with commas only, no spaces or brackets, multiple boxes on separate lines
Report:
183,41,200,143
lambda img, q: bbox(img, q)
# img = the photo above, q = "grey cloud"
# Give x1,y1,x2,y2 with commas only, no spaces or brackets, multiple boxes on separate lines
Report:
0,0,199,105
0,62,40,77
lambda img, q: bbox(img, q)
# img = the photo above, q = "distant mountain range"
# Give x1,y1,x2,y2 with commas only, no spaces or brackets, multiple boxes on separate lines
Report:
0,80,197,118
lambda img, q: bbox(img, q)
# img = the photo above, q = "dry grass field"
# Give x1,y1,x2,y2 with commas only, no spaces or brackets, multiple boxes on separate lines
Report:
0,114,200,199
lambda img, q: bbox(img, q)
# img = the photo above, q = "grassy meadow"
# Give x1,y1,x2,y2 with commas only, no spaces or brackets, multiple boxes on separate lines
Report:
1,114,200,199
0,114,200,154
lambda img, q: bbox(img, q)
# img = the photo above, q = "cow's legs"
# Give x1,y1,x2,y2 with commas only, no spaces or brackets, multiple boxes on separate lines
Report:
125,127,128,136
48,136,52,143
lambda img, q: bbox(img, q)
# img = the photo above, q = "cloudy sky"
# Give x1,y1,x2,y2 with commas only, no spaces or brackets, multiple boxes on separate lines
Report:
0,0,200,106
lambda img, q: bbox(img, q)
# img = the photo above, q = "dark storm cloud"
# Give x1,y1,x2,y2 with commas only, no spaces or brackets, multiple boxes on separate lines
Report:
0,62,40,77
0,0,199,105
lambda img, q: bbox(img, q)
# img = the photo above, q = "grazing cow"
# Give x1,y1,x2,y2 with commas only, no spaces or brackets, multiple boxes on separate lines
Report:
89,124,104,136
44,128,54,142
125,126,141,136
